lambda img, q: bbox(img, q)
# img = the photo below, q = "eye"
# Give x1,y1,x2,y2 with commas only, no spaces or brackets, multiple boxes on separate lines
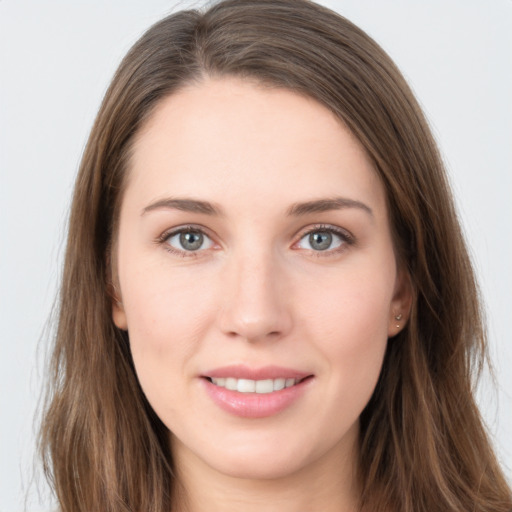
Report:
164,228,215,253
295,226,352,253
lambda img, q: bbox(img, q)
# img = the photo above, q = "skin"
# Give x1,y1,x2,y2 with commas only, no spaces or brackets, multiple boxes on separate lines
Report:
112,77,411,512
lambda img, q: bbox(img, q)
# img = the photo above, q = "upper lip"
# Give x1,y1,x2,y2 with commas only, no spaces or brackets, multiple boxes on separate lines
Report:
202,365,312,381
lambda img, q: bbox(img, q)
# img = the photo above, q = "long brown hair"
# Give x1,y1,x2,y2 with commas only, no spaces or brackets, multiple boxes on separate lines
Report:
39,1,512,511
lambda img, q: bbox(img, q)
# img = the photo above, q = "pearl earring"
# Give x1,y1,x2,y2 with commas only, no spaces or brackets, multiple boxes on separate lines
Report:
395,313,402,328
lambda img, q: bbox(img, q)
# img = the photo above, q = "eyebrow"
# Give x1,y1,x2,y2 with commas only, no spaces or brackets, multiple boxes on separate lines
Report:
141,196,373,218
286,197,373,217
142,198,223,216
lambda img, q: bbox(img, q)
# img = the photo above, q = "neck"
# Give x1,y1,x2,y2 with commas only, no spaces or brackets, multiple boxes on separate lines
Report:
170,429,361,512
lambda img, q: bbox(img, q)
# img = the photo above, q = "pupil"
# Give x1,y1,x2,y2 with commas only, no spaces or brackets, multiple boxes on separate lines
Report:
309,231,332,251
180,231,203,251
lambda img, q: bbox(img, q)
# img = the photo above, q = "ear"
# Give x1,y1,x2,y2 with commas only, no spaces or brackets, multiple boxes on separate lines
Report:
388,266,413,338
107,246,128,331
108,275,128,331
112,295,128,331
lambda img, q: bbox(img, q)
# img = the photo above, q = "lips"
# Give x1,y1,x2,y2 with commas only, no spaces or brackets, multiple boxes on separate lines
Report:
203,364,310,380
200,365,313,418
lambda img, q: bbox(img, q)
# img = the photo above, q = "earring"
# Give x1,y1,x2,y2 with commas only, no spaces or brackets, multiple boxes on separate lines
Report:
395,313,402,328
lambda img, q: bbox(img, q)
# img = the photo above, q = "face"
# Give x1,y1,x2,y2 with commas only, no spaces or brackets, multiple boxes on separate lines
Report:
112,77,410,482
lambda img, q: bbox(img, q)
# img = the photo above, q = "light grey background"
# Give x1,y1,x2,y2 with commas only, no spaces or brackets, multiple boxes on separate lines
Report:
1,1,510,511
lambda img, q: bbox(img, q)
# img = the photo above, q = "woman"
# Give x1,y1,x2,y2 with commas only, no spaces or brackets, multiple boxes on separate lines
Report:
39,1,512,511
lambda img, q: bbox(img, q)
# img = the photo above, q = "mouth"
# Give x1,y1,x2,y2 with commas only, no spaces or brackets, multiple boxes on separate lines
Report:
203,376,311,394
200,365,314,417
201,370,314,418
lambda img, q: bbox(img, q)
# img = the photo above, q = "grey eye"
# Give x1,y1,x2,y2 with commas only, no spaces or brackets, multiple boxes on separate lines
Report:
296,229,345,252
180,231,204,250
308,231,333,251
166,230,214,252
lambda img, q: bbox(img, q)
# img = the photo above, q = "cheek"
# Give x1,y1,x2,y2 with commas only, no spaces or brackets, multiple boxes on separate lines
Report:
298,262,393,396
119,262,218,407
301,260,393,340
120,268,222,433
123,261,216,347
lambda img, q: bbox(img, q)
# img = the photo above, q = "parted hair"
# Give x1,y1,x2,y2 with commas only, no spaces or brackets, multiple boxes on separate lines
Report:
39,1,512,511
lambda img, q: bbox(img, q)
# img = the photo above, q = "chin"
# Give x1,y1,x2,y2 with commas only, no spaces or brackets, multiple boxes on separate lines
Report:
201,427,339,481
209,450,311,481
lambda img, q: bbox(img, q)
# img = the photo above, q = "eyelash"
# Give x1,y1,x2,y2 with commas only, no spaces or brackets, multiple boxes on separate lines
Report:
294,224,355,257
156,223,355,258
156,225,213,258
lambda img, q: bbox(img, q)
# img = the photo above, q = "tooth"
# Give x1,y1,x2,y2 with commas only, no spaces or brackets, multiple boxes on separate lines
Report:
273,378,285,391
237,379,256,393
255,379,274,394
210,376,300,392
225,377,237,390
285,378,296,388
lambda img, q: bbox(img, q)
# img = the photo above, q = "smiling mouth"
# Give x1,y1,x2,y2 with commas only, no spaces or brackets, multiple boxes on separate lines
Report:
204,376,311,394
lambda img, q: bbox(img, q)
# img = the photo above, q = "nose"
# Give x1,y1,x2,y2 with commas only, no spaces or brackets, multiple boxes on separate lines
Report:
218,248,293,343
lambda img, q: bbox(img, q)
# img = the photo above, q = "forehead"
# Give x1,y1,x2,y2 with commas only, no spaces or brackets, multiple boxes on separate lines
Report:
125,77,385,218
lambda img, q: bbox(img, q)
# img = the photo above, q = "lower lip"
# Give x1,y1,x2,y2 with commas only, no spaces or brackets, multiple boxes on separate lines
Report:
201,377,313,418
